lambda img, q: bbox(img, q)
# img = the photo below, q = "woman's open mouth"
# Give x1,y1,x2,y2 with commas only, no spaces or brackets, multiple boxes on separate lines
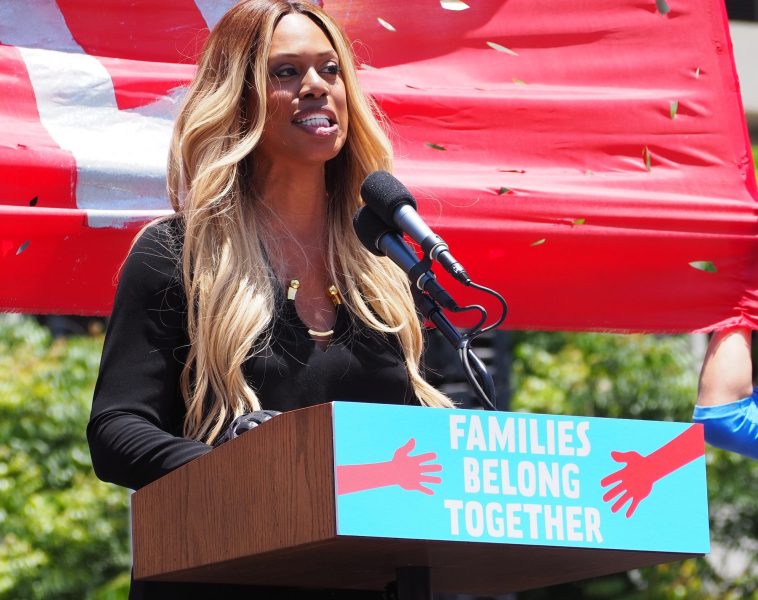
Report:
292,113,338,136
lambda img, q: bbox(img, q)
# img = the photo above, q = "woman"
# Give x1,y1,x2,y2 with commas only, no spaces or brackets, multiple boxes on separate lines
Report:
695,327,758,459
88,1,453,597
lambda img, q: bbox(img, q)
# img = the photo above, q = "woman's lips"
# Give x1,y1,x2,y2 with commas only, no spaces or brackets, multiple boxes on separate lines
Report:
292,111,338,136
293,121,339,136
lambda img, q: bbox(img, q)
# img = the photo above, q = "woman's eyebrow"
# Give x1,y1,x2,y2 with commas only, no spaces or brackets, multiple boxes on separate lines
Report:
268,50,338,60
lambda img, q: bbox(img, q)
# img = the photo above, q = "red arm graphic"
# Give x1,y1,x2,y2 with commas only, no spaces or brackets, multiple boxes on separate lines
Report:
337,438,442,496
600,425,704,518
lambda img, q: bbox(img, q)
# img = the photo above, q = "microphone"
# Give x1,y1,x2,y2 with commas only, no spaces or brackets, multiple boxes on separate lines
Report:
360,170,471,284
353,206,459,310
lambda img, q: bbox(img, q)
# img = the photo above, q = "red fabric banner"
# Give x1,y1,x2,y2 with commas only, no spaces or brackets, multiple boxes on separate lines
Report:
0,0,756,332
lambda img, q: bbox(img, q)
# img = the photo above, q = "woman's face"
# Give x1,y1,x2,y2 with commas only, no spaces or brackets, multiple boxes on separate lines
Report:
257,13,349,168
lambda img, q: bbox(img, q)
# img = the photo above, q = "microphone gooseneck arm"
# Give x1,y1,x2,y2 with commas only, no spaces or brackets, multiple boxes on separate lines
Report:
412,288,497,411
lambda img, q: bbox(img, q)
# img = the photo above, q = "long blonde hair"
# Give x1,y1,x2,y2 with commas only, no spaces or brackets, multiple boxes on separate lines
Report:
166,0,453,444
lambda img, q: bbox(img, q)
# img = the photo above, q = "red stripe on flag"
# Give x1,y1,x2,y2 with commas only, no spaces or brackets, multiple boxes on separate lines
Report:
56,0,209,63
98,56,196,110
0,44,77,209
56,0,208,109
0,206,138,315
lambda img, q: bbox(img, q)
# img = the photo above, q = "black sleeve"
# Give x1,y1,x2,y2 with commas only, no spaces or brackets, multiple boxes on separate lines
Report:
87,221,211,490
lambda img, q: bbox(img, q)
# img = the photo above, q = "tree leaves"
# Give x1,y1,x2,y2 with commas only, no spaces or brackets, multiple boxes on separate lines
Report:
670,100,679,119
0,316,130,599
689,260,717,273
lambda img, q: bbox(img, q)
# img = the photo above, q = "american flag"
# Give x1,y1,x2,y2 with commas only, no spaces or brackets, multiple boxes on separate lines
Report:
1,0,756,332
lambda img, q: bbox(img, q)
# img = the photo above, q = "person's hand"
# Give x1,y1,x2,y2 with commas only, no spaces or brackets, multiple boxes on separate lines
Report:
389,438,443,495
600,450,654,518
213,410,281,447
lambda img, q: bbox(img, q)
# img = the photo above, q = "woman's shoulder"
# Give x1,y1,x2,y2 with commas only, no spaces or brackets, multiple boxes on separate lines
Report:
132,214,184,257
121,215,185,290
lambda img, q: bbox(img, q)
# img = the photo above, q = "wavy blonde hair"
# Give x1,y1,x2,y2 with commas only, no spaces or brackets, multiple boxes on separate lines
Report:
166,0,453,444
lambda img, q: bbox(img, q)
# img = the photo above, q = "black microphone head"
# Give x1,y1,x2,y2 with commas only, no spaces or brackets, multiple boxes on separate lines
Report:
353,206,395,256
360,170,417,226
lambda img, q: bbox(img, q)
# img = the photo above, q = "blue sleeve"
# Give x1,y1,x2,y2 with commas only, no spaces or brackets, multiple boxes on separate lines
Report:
693,388,758,459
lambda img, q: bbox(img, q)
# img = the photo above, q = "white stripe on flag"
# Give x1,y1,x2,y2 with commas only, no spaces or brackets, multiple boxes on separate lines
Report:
18,47,174,217
84,209,173,229
193,0,240,30
0,0,83,52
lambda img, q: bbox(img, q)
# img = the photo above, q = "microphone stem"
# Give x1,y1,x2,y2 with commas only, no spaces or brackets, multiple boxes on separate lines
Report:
413,290,497,410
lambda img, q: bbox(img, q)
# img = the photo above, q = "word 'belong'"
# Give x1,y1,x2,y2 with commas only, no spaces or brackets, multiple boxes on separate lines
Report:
449,414,591,457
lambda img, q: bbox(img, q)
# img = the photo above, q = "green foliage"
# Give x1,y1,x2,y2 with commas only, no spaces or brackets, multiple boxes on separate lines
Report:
0,315,130,600
510,331,758,600
512,332,697,420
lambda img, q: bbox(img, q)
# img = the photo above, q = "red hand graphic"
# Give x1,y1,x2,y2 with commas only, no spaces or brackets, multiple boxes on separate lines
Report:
390,438,443,495
600,425,704,518
600,451,654,517
337,438,443,495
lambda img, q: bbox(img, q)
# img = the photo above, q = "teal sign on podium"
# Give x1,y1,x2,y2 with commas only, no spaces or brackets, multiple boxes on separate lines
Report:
333,402,709,554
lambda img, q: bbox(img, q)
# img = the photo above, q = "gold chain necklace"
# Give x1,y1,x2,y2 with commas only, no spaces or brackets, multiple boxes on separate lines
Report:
286,279,341,338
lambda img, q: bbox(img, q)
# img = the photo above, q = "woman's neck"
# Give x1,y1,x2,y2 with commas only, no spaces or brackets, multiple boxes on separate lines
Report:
258,161,328,239
255,160,330,279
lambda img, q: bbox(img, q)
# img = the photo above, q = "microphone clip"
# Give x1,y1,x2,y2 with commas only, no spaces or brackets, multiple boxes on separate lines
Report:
407,255,433,291
407,255,459,311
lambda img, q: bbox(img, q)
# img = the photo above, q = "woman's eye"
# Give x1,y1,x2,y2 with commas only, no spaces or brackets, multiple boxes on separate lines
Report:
271,63,339,79
273,67,297,78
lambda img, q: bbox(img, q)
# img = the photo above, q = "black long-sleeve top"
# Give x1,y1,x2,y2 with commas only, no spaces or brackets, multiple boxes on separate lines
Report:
87,217,414,599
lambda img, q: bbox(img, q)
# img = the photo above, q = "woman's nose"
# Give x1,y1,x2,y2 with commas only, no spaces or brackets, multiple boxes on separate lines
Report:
300,67,329,98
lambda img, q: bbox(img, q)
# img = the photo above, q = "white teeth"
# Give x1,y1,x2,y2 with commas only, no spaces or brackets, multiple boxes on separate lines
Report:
295,116,332,127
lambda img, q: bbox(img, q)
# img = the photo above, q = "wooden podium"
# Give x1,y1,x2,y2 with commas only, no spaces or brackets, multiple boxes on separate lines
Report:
132,402,709,597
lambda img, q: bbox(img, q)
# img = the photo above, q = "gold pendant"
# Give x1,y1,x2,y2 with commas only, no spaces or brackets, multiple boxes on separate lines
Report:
287,279,300,300
328,285,342,306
